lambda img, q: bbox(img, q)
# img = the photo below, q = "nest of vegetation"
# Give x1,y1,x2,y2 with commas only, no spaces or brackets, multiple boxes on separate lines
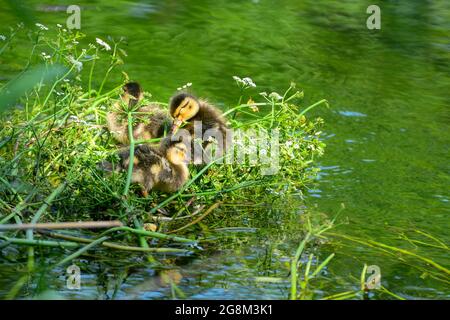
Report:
0,26,327,267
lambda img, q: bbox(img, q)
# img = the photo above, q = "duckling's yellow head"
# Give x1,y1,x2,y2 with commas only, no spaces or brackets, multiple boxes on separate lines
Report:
169,93,200,131
161,136,188,165
122,82,143,106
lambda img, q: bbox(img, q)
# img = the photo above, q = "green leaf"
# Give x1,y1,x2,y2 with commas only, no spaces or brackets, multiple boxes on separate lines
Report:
0,64,67,113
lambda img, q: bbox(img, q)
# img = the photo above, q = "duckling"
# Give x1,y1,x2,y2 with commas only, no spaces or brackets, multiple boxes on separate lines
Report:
106,82,172,145
169,93,230,163
113,136,189,196
169,93,228,137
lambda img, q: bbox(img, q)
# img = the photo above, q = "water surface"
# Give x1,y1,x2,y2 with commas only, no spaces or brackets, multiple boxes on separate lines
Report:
0,0,449,299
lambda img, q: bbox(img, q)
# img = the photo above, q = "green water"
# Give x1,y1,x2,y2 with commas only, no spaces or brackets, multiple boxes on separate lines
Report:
0,0,449,299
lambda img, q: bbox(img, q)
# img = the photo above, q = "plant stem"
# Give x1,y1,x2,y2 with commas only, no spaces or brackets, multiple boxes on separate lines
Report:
54,236,109,267
299,99,328,116
26,182,67,271
41,231,189,254
168,202,221,234
290,232,311,300
98,226,196,244
150,155,228,214
123,112,135,196
88,48,98,97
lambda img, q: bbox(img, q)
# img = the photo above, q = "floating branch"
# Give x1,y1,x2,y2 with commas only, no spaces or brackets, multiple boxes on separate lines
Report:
0,235,190,254
39,231,190,254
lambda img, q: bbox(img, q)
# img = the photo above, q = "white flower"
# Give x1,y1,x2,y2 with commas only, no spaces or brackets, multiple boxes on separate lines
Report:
41,52,51,60
68,115,88,125
0,35,6,41
242,77,256,87
259,92,267,97
293,144,300,149
68,56,83,72
56,24,62,28
35,23,48,31
177,82,193,91
285,140,293,147
96,38,111,51
269,92,283,101
233,76,256,88
260,149,267,156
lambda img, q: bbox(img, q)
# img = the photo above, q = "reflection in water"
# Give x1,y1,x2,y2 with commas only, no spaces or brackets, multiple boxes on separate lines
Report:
0,0,449,299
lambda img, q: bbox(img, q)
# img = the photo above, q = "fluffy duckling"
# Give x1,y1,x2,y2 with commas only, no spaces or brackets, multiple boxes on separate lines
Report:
113,136,189,196
169,93,229,139
106,82,172,144
169,93,230,164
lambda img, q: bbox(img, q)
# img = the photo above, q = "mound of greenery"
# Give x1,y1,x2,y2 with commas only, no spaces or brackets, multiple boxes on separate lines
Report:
0,25,326,232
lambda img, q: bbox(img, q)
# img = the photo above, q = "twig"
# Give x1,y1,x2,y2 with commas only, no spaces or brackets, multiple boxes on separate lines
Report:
168,202,221,234
0,189,37,224
37,231,189,254
152,204,205,222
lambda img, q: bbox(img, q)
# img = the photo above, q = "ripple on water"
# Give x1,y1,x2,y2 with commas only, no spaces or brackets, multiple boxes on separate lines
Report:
338,111,367,117
308,189,322,198
129,3,159,18
433,195,449,203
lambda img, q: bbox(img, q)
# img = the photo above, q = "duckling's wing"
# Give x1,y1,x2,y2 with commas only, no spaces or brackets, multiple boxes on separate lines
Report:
195,101,228,132
157,158,175,182
134,144,163,167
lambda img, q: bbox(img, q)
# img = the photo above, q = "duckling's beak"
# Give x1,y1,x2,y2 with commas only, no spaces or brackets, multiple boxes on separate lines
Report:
171,118,183,133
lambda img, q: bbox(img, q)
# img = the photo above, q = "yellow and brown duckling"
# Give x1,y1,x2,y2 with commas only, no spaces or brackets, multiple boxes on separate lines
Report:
169,93,229,139
106,82,172,144
109,136,189,196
